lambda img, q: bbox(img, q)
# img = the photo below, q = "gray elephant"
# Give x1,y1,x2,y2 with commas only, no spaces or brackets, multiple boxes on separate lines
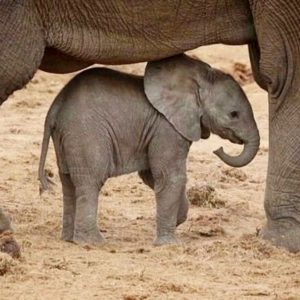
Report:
38,55,259,246
1,1,299,252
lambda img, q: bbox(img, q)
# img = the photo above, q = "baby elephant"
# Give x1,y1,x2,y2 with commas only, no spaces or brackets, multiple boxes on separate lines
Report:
38,54,260,246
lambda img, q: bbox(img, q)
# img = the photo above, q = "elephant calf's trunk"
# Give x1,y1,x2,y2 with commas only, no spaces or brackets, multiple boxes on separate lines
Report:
213,135,260,168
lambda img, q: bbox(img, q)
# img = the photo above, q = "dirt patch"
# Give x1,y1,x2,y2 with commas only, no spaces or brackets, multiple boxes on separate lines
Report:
0,253,16,276
221,168,248,183
196,225,225,237
123,295,149,300
187,184,225,208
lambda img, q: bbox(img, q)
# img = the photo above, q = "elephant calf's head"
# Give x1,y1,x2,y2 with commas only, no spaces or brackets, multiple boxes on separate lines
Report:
144,54,260,167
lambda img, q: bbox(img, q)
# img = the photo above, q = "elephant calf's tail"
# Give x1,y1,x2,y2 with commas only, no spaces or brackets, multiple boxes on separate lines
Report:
38,109,57,195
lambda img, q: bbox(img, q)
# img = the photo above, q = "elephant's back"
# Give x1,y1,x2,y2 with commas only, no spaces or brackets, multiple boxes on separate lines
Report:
52,67,156,134
58,67,147,110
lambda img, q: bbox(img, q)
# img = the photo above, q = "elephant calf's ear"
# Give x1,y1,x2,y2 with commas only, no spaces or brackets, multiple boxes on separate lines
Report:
144,56,203,142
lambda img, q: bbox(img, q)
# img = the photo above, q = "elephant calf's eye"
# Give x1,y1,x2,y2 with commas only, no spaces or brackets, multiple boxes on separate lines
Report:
230,111,239,119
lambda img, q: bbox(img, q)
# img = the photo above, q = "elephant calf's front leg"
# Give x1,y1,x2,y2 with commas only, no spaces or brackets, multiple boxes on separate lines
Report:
153,172,187,246
139,169,189,230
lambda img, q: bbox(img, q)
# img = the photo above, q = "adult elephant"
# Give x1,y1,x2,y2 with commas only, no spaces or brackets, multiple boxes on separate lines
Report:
0,0,299,252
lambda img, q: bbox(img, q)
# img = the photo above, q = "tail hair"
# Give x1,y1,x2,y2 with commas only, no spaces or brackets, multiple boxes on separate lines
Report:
39,171,55,195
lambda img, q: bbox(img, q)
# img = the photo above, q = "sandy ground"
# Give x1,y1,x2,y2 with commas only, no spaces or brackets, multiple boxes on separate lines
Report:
0,45,300,299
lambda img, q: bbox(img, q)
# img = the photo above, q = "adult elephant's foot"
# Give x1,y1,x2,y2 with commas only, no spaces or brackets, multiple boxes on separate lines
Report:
262,169,300,253
73,228,105,246
153,234,178,246
260,220,300,253
262,168,300,253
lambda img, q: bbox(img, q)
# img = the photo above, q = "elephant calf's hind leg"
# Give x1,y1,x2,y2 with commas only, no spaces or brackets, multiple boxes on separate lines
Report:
73,183,104,245
60,173,76,242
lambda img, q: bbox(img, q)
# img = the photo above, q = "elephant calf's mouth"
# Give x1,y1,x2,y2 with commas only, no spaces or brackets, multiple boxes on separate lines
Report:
218,129,243,145
229,135,244,145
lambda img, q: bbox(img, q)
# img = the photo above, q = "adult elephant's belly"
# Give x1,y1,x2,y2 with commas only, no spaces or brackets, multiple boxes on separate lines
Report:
40,48,93,73
41,0,255,68
40,38,201,73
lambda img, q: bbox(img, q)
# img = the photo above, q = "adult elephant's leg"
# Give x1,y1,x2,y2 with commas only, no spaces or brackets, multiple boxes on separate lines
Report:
0,2,45,104
250,1,300,252
248,42,268,91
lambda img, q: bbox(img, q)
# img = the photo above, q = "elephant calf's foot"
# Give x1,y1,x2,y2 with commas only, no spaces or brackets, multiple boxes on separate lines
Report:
153,234,178,246
61,229,74,243
73,228,105,246
260,220,300,253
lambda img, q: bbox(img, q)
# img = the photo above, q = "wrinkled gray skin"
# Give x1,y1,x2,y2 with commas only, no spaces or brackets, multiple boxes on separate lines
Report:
1,0,300,252
38,55,259,246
